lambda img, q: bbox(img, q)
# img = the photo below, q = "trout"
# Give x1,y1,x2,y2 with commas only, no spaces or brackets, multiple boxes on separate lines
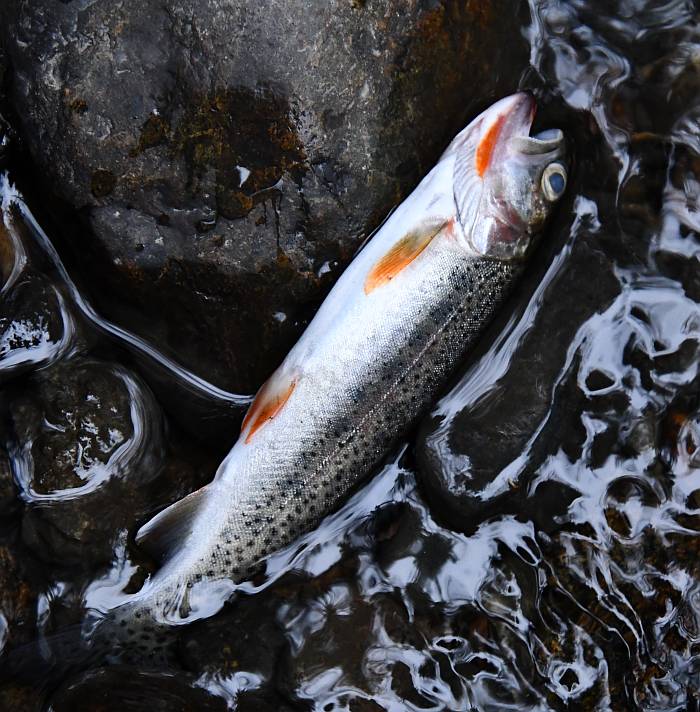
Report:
100,92,568,655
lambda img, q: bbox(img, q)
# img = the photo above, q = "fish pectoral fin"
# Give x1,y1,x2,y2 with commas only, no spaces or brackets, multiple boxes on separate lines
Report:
135,485,210,563
364,218,449,294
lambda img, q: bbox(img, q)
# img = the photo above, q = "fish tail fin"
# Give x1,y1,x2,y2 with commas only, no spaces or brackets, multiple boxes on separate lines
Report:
0,601,179,684
91,601,179,666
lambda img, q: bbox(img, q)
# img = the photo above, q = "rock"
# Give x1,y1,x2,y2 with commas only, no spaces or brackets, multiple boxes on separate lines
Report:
179,594,297,709
6,357,166,566
0,536,38,655
0,207,83,382
0,682,43,712
0,270,78,382
47,666,229,712
179,595,286,678
0,446,18,517
0,0,529,393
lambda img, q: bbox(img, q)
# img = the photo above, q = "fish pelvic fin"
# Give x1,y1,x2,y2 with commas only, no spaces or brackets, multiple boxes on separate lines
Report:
364,218,449,294
241,371,297,443
135,485,211,563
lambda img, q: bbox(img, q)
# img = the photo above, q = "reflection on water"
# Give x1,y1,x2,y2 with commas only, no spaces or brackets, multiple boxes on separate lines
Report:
2,0,700,709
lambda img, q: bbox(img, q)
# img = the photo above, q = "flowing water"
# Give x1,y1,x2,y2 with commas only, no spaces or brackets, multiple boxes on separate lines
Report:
2,1,700,709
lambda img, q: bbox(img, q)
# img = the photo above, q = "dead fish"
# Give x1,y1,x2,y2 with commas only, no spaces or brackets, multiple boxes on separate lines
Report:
100,92,569,655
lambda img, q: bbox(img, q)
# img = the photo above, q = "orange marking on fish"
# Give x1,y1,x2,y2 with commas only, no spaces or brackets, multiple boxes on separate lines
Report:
242,377,297,443
475,114,506,177
364,221,447,294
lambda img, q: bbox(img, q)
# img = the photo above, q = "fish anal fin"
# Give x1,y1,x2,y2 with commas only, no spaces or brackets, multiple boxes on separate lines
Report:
364,218,448,295
242,373,297,444
135,485,210,563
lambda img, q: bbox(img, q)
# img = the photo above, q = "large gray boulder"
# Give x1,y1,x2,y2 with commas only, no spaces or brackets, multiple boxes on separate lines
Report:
0,0,528,392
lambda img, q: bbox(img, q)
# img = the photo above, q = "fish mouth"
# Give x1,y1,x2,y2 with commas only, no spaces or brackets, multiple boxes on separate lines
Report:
481,93,564,157
510,128,565,155
487,92,537,155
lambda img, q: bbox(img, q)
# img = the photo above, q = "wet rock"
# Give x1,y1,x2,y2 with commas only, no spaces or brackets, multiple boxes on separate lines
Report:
0,0,529,392
179,594,298,709
0,446,19,517
0,208,82,381
0,682,43,712
47,666,229,712
0,270,78,382
0,537,38,655
180,595,287,685
6,357,166,566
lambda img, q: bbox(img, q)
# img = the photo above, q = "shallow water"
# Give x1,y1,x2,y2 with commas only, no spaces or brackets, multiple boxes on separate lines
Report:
2,1,700,710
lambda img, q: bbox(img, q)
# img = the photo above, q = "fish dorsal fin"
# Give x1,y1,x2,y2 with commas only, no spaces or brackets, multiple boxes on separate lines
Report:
241,371,297,444
364,218,449,294
135,485,210,563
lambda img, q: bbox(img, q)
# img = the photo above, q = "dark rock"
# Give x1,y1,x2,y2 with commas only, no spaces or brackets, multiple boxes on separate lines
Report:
0,682,43,712
0,537,38,655
0,208,84,382
6,357,166,566
0,0,529,393
47,666,229,712
0,446,18,517
180,595,290,706
0,270,78,382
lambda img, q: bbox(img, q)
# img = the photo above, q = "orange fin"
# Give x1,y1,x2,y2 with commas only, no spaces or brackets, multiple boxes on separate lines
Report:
364,219,448,294
475,114,506,177
242,373,297,443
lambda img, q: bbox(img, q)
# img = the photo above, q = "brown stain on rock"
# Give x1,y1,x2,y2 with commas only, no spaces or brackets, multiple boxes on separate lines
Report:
69,97,88,115
171,86,307,220
91,169,117,198
133,113,170,154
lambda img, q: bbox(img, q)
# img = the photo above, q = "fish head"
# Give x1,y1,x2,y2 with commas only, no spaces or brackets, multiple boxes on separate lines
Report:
451,93,568,260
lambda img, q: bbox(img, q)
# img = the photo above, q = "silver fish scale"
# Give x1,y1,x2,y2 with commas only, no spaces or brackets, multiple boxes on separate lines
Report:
103,249,522,658
200,254,521,585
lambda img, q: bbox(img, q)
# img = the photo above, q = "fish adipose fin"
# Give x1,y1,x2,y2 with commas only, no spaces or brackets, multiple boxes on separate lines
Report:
364,218,448,294
136,485,210,562
241,372,297,443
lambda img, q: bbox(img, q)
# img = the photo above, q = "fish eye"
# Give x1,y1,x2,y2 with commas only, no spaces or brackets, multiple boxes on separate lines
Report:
542,163,567,201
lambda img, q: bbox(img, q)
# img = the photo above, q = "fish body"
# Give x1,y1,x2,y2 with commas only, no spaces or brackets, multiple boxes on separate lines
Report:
102,93,568,650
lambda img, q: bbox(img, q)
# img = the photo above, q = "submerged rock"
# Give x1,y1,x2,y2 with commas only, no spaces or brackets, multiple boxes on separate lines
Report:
0,0,529,392
47,666,229,712
180,595,293,710
0,209,83,381
0,536,38,656
6,357,166,566
0,446,18,517
0,271,78,382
